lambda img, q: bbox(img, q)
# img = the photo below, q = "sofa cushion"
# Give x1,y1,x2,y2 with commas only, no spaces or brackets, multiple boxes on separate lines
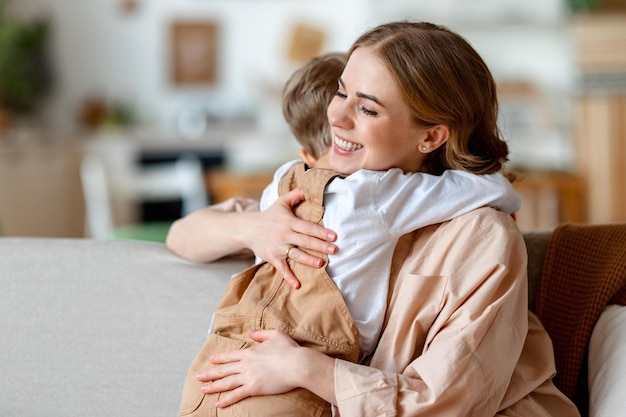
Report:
588,304,626,417
0,237,249,417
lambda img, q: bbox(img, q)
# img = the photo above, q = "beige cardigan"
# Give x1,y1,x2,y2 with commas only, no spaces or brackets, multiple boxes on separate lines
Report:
333,208,580,417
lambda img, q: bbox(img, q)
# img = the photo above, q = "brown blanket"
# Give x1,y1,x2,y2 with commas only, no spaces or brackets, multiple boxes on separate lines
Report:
534,223,626,416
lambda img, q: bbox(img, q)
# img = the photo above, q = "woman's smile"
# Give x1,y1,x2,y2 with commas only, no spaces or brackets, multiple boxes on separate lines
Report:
334,136,363,152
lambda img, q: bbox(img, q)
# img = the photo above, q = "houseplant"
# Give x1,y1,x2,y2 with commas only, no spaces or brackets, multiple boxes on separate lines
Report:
0,0,52,128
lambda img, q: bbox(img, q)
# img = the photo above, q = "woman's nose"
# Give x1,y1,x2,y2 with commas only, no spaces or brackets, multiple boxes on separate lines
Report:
327,97,351,128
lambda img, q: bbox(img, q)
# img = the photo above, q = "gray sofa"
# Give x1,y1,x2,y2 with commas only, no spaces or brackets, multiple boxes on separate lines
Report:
0,238,243,417
0,232,623,417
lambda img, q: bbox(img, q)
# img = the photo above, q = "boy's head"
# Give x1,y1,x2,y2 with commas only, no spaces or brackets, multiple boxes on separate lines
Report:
282,52,347,167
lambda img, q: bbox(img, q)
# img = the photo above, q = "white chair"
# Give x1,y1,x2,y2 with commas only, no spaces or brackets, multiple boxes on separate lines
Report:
81,152,209,242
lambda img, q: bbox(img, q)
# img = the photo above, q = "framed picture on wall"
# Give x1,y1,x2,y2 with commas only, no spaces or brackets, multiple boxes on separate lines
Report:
170,20,218,86
285,22,326,65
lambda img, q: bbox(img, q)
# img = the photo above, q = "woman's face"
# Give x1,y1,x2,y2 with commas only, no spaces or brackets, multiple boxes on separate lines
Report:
327,46,429,175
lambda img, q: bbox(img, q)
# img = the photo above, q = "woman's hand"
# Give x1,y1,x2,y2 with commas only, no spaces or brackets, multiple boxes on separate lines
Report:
167,189,337,287
241,189,337,288
197,330,304,408
197,330,336,408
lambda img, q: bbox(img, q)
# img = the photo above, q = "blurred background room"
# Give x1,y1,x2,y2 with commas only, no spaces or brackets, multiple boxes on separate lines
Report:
0,0,625,241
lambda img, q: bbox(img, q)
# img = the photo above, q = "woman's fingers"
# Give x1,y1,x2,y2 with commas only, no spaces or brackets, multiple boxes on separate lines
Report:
200,375,252,408
256,188,338,285
292,216,337,244
287,247,323,269
289,223,337,256
280,187,307,208
280,189,337,252
277,258,301,289
215,386,252,408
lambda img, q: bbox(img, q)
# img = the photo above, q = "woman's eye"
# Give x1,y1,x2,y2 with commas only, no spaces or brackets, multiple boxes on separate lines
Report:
335,90,347,99
360,106,377,116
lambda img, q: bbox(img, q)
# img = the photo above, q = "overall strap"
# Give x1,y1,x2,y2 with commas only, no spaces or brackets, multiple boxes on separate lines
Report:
278,163,340,224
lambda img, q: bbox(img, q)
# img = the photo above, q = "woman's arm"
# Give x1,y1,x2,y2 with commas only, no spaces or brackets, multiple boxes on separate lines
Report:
166,197,260,262
166,189,338,287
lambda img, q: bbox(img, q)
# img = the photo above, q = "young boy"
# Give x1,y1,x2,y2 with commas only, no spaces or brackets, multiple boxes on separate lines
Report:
178,52,520,417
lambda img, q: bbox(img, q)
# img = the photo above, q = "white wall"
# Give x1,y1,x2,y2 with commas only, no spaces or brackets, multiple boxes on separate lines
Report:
11,0,367,132
10,0,577,170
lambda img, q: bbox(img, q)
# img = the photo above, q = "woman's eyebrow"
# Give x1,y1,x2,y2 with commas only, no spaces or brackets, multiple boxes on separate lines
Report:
338,77,383,106
356,92,383,106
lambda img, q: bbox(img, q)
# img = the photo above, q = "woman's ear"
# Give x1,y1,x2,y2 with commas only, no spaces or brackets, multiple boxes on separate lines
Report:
420,124,449,153
298,149,318,167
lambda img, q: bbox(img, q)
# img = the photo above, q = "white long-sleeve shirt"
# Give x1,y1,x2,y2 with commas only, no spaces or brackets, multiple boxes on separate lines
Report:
261,160,521,358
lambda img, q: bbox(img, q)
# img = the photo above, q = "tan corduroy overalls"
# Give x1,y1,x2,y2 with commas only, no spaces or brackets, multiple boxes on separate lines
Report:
178,163,360,417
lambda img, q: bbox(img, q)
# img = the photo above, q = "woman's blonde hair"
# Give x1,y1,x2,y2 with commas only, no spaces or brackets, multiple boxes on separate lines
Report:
349,21,510,176
282,52,347,160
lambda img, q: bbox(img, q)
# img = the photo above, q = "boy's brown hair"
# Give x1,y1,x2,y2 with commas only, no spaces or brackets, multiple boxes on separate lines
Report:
282,52,347,160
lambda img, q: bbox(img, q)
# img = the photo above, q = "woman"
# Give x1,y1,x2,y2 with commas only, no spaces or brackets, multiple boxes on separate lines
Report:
168,21,580,416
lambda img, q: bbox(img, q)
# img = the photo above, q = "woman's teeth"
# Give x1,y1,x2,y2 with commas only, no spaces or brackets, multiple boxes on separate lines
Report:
335,137,363,151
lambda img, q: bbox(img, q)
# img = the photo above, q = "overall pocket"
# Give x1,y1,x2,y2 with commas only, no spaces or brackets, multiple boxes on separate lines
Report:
178,334,247,416
228,387,331,417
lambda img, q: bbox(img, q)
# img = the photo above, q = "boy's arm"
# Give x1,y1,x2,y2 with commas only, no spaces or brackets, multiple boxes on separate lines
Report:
369,169,521,236
439,171,522,215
